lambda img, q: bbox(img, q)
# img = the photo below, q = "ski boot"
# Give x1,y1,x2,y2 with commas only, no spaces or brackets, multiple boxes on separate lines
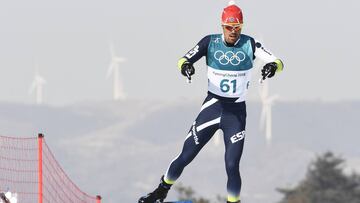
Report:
138,175,172,203
0,192,10,203
227,201,240,203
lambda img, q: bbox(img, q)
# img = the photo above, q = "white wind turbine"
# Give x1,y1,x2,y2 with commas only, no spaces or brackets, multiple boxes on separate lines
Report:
29,65,46,105
259,80,279,145
107,43,126,101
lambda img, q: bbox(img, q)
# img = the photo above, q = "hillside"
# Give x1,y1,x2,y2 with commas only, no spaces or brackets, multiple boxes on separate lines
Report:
0,100,359,203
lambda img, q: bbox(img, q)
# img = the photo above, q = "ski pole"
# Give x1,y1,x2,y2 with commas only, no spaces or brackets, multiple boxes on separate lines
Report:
259,70,271,84
185,69,192,84
259,76,265,84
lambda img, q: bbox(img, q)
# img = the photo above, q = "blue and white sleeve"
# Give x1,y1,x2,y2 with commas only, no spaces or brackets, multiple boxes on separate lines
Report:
177,35,211,70
254,39,284,72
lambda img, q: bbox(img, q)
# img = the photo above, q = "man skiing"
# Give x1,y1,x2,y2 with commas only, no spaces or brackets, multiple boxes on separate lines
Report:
138,1,284,203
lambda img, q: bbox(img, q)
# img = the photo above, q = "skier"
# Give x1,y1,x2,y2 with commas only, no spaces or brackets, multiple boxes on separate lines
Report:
138,1,284,203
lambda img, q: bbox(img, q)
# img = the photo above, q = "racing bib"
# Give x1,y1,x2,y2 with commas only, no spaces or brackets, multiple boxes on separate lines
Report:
207,67,251,101
206,34,254,101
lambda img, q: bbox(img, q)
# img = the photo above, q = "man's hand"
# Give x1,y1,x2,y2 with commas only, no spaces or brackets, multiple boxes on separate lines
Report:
181,62,195,78
261,62,277,80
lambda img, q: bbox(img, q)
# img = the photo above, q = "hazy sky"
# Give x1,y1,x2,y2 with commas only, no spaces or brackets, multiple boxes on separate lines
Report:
0,0,359,105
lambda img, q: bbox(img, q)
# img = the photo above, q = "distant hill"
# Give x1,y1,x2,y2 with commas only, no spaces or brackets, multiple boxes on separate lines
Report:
0,100,359,203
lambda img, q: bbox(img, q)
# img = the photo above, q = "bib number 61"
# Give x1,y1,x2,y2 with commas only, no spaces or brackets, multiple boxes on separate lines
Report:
220,79,237,93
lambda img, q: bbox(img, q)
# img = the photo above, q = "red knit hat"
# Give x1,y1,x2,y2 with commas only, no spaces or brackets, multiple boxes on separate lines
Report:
221,1,243,25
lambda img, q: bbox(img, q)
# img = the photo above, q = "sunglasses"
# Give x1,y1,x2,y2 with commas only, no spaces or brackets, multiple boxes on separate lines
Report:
222,24,243,32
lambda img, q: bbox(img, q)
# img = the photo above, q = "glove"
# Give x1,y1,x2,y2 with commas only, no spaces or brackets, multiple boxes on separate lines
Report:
181,62,195,77
261,62,277,79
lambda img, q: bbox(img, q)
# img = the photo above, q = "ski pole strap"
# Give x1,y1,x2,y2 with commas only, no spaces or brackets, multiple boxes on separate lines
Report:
185,70,192,83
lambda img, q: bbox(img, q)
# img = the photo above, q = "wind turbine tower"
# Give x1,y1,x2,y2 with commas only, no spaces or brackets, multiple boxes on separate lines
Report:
29,65,46,105
259,80,279,145
107,43,126,101
213,130,222,147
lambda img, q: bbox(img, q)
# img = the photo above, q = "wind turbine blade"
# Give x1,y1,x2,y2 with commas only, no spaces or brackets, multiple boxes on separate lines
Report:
115,57,127,63
106,63,114,78
35,64,40,75
109,43,116,58
28,80,36,94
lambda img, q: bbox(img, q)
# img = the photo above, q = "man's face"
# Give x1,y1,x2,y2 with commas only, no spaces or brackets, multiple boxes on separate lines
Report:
222,24,242,45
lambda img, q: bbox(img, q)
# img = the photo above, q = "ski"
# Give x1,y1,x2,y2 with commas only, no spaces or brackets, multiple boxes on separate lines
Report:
164,201,192,203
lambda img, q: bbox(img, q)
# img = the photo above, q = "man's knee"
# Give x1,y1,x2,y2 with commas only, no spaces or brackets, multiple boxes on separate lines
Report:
225,160,240,173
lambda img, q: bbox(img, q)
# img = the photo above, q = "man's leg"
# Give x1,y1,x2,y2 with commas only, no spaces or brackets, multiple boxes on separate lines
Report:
139,96,221,203
164,97,221,183
221,103,246,203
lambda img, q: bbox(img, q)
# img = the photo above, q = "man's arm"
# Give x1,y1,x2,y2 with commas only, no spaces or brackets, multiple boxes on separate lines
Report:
251,39,284,79
177,35,211,77
253,40,284,71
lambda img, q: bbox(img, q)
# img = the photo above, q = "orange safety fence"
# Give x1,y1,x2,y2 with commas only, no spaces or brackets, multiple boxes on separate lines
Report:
0,134,101,203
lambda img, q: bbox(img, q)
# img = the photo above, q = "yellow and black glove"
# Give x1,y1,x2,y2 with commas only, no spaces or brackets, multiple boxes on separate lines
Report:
181,62,195,77
261,59,284,80
261,62,277,79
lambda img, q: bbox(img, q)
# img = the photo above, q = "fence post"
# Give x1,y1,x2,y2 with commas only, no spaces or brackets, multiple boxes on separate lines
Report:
96,195,102,203
38,134,44,203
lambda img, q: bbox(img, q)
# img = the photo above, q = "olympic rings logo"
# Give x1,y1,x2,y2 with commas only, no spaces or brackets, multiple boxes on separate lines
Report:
214,50,246,66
